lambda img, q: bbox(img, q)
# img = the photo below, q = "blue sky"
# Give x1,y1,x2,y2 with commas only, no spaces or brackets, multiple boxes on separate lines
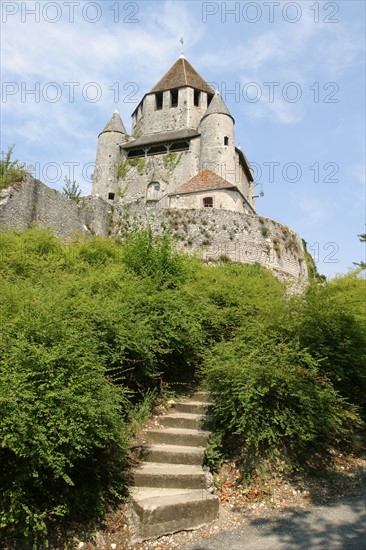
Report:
1,0,365,277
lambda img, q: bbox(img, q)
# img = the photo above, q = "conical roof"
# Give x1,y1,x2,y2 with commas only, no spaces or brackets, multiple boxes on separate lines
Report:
150,57,215,94
99,110,127,136
202,92,234,122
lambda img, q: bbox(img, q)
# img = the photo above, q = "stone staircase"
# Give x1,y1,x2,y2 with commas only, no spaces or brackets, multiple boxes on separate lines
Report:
128,391,219,541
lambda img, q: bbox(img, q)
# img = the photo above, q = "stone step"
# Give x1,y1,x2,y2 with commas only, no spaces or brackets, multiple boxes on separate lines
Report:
146,427,210,447
142,444,205,465
129,389,219,541
159,412,205,430
133,462,207,489
174,401,212,414
189,391,211,402
129,487,219,542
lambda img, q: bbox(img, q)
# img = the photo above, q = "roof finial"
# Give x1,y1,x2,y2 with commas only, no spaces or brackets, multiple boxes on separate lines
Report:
179,36,186,59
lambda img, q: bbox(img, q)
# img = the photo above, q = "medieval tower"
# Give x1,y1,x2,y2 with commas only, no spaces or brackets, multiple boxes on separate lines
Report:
0,55,309,285
92,55,255,215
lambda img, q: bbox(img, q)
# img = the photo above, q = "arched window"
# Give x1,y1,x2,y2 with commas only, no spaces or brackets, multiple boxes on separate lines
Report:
147,182,160,201
203,196,213,208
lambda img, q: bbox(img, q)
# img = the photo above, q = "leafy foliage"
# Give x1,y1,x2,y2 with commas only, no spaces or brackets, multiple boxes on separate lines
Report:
122,227,187,289
204,323,362,471
354,232,366,269
0,227,365,545
297,273,366,408
62,177,81,202
0,145,26,190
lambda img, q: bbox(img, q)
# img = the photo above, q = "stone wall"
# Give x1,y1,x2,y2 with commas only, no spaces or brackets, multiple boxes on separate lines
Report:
0,176,308,287
169,188,246,213
113,202,308,287
0,175,111,238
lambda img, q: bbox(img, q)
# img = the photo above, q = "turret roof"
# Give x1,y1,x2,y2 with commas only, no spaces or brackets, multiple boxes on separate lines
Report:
169,169,236,196
202,92,234,122
150,57,215,94
99,110,127,136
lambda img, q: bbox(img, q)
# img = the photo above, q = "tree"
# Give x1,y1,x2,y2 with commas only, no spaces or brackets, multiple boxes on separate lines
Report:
62,177,81,202
354,233,366,269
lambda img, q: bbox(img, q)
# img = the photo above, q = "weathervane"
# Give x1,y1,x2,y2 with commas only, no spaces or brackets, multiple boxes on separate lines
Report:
179,36,185,58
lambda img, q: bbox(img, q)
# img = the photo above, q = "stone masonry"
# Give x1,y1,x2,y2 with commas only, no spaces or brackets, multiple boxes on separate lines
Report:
0,174,111,238
113,202,308,286
0,56,309,286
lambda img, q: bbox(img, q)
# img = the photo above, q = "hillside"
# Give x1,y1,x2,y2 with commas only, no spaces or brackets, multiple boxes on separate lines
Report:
0,228,365,548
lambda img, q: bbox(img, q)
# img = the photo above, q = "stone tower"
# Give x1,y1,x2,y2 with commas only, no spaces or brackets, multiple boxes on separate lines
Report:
92,56,255,213
199,91,237,185
92,110,128,200
131,53,215,136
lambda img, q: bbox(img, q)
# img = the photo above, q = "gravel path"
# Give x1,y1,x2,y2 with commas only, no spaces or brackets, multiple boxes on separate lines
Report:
180,494,366,550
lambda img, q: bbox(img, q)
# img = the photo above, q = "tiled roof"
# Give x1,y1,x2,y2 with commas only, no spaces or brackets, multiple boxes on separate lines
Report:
202,92,234,122
99,111,127,136
150,57,215,94
121,128,200,149
170,169,236,196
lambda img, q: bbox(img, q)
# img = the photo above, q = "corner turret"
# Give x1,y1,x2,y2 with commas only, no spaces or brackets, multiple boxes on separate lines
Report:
92,110,128,201
199,92,237,185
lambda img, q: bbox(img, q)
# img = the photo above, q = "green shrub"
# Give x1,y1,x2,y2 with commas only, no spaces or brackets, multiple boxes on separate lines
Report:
122,227,187,288
298,273,366,410
261,225,269,237
0,282,130,545
1,227,365,545
0,145,26,190
204,321,363,472
62,177,81,202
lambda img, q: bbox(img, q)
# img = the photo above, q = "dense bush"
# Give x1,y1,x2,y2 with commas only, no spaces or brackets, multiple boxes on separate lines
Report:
0,280,130,543
204,322,362,472
0,227,365,545
122,227,187,288
203,270,365,473
0,229,205,545
298,273,366,409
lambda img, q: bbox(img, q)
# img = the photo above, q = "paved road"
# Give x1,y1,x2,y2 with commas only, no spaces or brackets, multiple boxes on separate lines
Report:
183,494,366,550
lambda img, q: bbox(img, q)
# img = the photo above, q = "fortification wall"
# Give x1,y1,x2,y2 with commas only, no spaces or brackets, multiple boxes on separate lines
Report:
0,176,308,287
0,175,111,238
113,203,308,286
